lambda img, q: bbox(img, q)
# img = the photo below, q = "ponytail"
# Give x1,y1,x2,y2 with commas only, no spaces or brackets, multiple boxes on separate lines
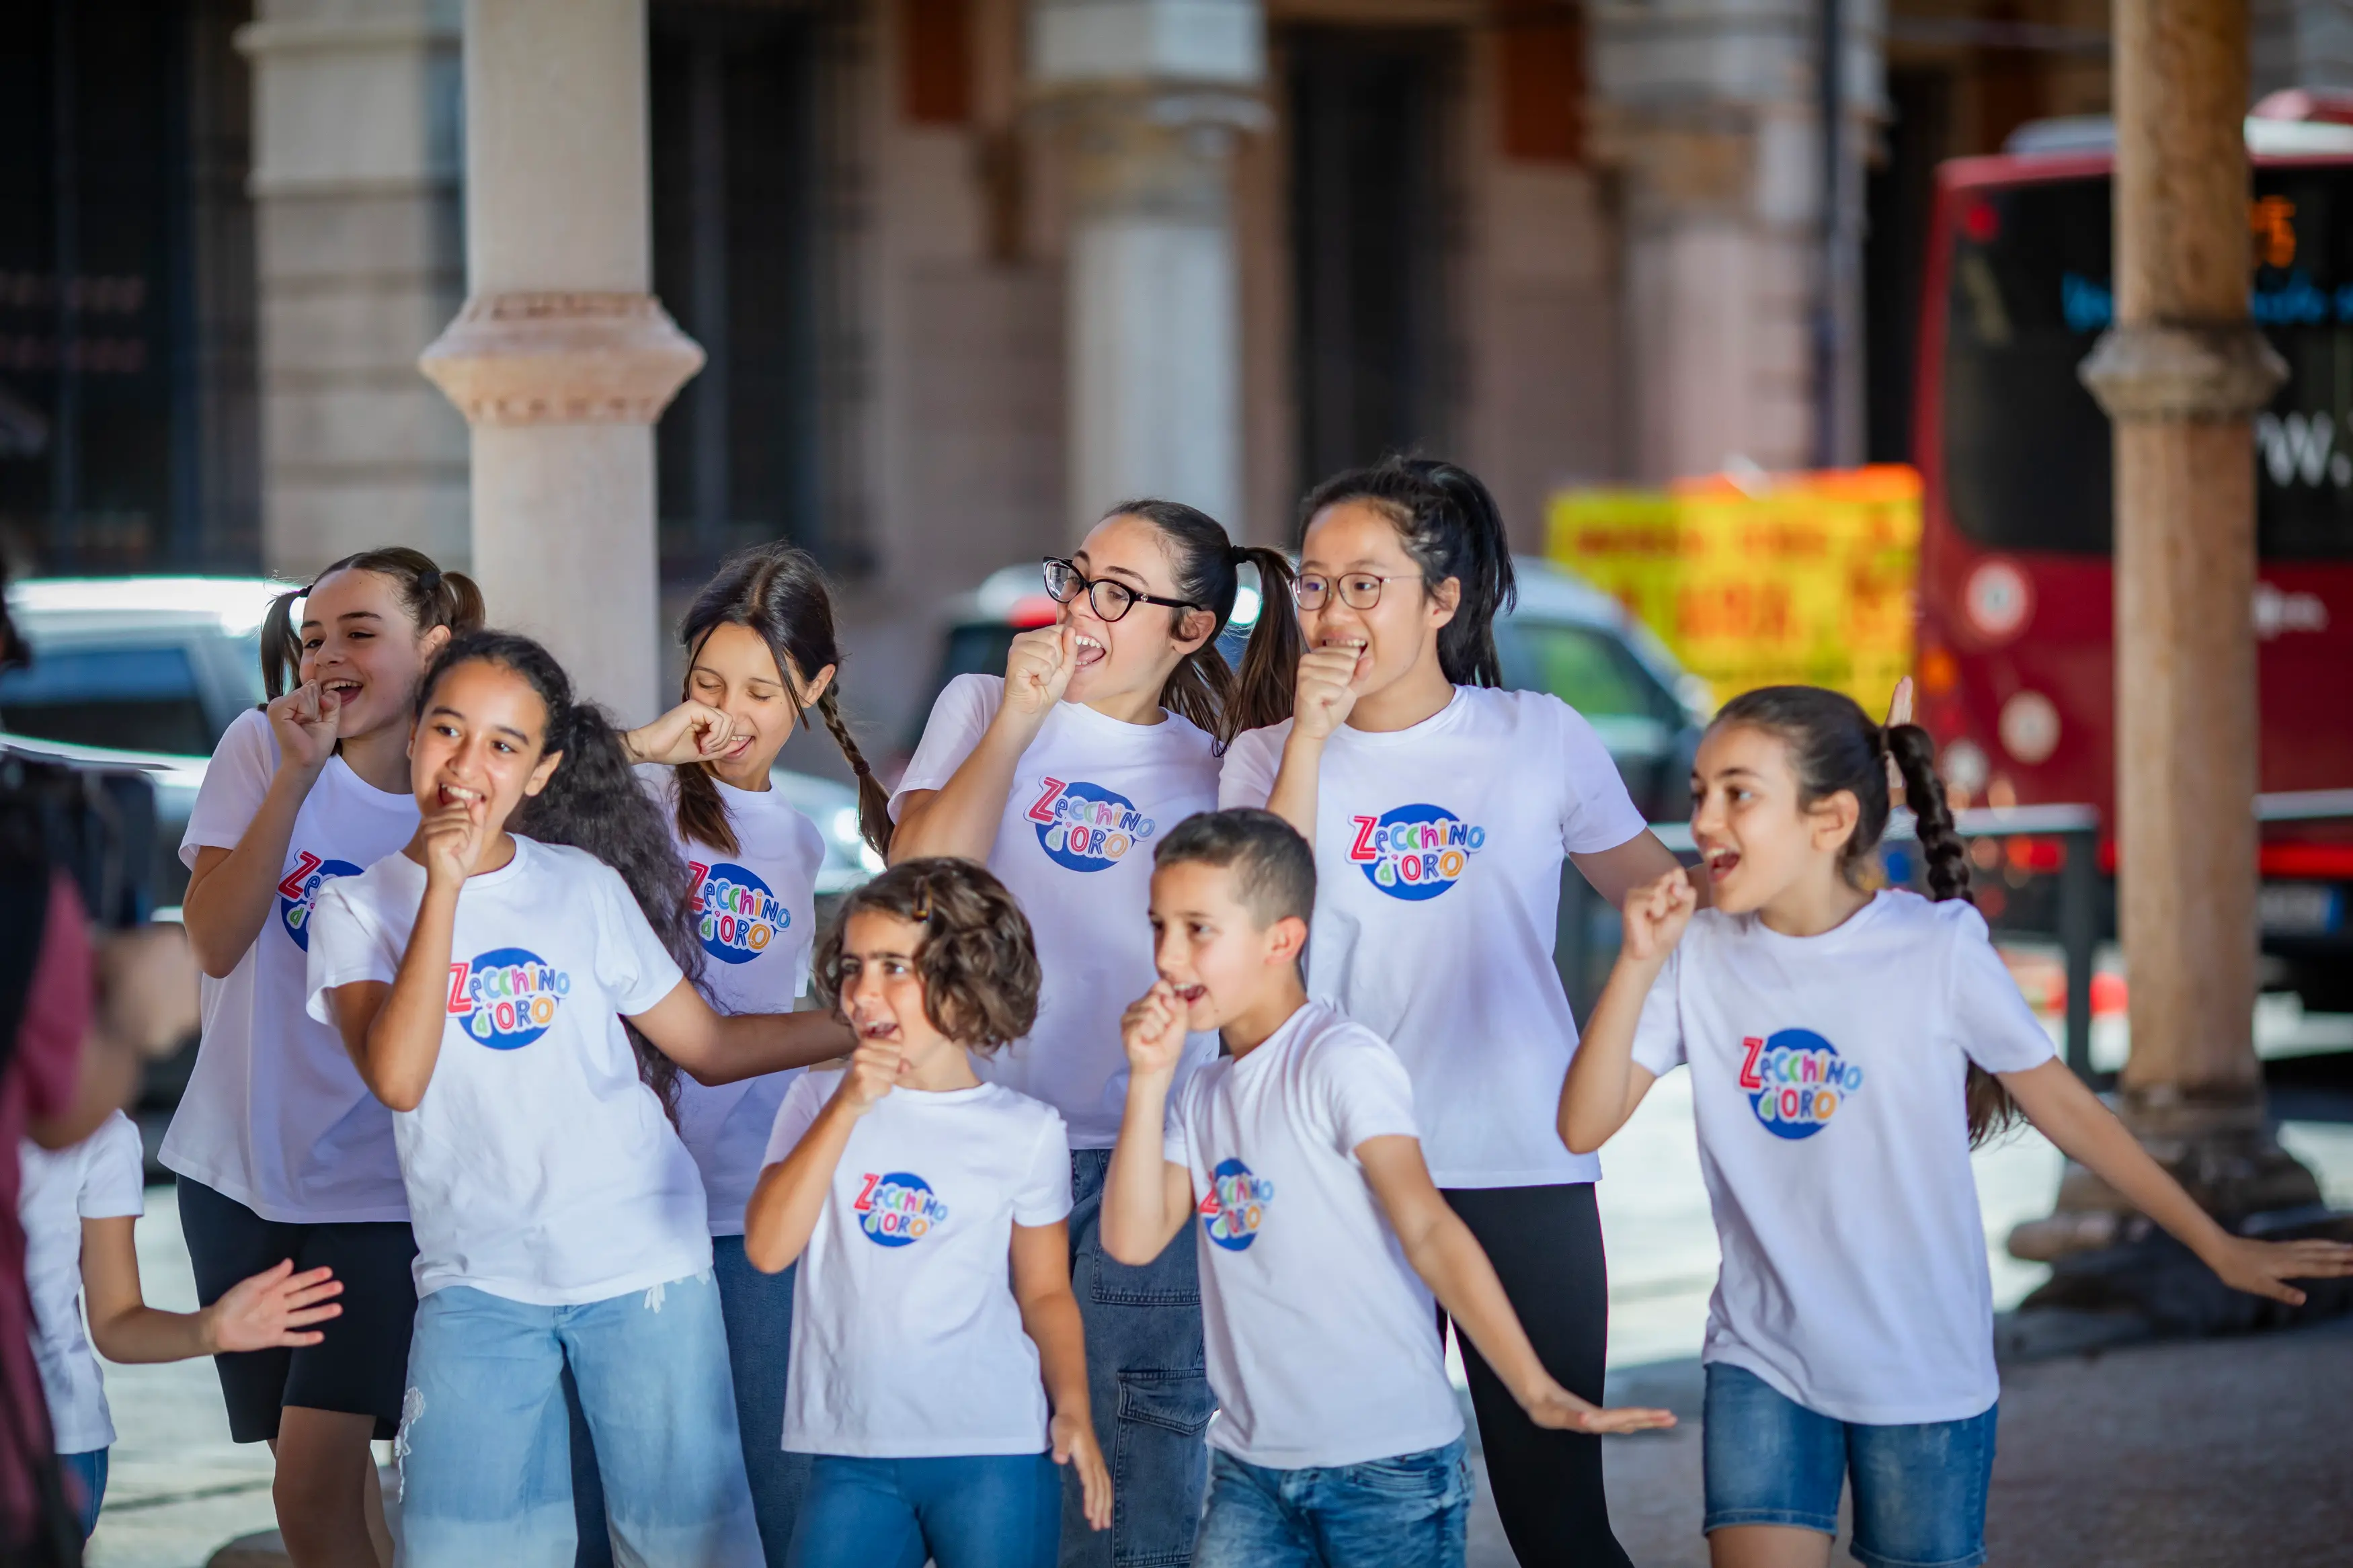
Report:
420,630,703,1120
261,547,487,700
1297,456,1518,688
1710,686,2023,1148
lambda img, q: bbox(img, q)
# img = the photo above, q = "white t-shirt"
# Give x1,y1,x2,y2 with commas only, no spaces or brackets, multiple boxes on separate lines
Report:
1628,891,2056,1424
1163,1000,1464,1469
893,674,1220,1147
305,837,711,1305
766,1068,1072,1458
657,773,824,1236
17,1112,145,1454
1221,688,1648,1188
164,707,418,1222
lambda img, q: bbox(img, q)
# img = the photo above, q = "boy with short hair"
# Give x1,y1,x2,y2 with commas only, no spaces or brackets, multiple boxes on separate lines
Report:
1101,808,1672,1568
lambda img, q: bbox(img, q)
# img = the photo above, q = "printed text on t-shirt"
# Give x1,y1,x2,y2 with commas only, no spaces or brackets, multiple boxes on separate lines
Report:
1739,1029,1864,1139
1198,1157,1275,1250
446,948,571,1050
278,851,364,952
1027,776,1158,872
1347,804,1486,901
688,860,789,965
853,1171,949,1246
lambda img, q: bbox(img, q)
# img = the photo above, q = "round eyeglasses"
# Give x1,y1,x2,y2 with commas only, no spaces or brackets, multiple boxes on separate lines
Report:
1041,557,1203,624
1290,571,1419,611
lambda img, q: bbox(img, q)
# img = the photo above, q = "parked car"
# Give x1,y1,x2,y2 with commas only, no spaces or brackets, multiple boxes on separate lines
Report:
922,556,1710,820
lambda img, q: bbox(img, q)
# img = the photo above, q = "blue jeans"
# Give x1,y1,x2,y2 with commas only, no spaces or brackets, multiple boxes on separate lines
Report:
1193,1440,1472,1568
785,1452,1062,1568
1703,1362,1997,1568
397,1274,762,1568
1065,1147,1212,1568
59,1448,107,1540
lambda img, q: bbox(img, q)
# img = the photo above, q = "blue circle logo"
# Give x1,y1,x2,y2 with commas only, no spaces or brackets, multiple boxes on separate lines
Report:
854,1171,949,1247
692,862,786,966
1347,805,1485,901
447,948,569,1050
1026,776,1156,872
277,853,363,952
1198,1158,1274,1251
1739,1029,1864,1140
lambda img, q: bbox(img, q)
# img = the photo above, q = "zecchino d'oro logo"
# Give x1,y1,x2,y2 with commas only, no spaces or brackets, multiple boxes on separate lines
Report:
1739,1029,1864,1140
1349,804,1485,901
1197,1158,1274,1251
445,948,570,1050
853,1171,949,1247
277,851,363,952
1027,776,1157,872
689,860,787,966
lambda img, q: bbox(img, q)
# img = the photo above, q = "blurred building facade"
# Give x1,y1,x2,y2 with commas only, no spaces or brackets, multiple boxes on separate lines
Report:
5,0,2352,731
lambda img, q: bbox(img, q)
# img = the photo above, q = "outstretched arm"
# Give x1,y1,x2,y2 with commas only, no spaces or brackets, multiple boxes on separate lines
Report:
629,981,853,1085
81,1215,344,1364
2001,1060,2353,1303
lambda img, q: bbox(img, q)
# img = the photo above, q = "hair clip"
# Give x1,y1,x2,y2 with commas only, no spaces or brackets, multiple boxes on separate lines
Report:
911,889,932,922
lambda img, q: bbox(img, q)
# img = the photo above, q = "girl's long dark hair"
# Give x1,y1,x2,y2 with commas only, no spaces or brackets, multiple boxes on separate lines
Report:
670,543,891,859
419,630,703,1118
1101,499,1302,749
262,546,485,698
1710,684,2022,1147
1297,457,1517,688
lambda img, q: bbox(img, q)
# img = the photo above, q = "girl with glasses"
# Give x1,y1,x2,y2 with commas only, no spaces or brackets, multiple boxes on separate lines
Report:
1220,458,1693,1568
889,501,1299,1565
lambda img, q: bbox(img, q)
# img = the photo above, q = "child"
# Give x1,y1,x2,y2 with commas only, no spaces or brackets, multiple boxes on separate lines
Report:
616,543,893,1565
19,1111,346,1540
307,630,850,1568
1101,809,1673,1568
889,501,1299,1563
742,858,1112,1568
1558,686,2353,1568
165,546,482,1564
1221,458,1687,1565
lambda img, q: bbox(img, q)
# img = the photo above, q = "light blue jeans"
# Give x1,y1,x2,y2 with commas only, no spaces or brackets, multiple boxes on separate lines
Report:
785,1453,1062,1568
60,1448,107,1540
1193,1439,1473,1568
397,1273,763,1568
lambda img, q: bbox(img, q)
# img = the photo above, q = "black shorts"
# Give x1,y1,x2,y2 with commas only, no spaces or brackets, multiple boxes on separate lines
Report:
176,1178,419,1444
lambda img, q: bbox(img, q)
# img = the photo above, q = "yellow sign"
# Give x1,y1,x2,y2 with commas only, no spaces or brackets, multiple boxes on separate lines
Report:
1546,466,1921,710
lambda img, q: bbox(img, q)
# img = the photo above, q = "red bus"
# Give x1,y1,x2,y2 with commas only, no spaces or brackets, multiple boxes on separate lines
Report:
1912,108,2353,1010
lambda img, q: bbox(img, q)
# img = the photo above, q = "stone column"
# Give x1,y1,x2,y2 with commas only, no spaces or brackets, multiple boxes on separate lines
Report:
418,0,701,723
238,0,467,578
1030,0,1266,534
2016,0,2320,1262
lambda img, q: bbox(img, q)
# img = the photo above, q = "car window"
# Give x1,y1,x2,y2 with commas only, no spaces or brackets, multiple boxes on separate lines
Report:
0,644,214,757
1501,622,1667,721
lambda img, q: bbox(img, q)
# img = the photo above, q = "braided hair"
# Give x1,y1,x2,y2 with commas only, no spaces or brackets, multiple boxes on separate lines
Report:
1710,685,2022,1147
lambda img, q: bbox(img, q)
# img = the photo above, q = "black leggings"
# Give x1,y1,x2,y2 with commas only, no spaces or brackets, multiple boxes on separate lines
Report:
1441,1182,1628,1568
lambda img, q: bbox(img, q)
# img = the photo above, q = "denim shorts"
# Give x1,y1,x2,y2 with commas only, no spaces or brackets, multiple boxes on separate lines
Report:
1193,1437,1473,1568
1702,1362,1996,1568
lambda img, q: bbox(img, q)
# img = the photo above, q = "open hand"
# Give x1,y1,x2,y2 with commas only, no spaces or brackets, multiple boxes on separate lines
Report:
1004,625,1078,722
836,1036,906,1114
1291,646,1361,742
266,681,342,774
1519,1376,1677,1435
1620,868,1699,962
1121,981,1190,1079
418,795,487,890
624,700,738,767
205,1260,344,1354
2204,1233,2353,1305
1052,1410,1113,1531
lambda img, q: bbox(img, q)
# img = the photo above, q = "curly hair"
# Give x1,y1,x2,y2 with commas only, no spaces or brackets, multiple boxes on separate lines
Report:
812,858,1039,1053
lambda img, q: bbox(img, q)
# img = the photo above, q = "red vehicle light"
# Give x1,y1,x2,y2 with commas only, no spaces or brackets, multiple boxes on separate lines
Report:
2004,836,2067,873
1960,198,1999,243
1008,594,1059,628
2259,843,2353,878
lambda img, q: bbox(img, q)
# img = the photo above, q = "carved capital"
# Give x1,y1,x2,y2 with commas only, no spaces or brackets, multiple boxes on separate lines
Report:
2078,323,2288,421
418,292,705,426
1034,84,1269,222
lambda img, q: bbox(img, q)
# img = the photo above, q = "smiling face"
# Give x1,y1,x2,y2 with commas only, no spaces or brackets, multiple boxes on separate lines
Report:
407,659,563,839
1059,514,1217,709
1295,501,1458,703
686,620,830,790
1689,721,1862,915
835,910,965,1073
298,568,452,740
1147,859,1308,1036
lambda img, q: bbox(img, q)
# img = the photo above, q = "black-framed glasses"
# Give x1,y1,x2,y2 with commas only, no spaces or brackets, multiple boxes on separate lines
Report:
1041,557,1203,623
1291,571,1419,611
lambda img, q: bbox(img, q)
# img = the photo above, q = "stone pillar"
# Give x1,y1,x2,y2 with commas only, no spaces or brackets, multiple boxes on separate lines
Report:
2014,0,2320,1262
418,0,701,723
237,1,468,579
1030,0,1265,534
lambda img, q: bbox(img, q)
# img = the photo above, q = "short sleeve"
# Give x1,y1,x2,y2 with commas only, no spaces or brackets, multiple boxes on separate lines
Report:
762,1070,831,1165
1627,944,1689,1075
1940,904,2059,1073
1316,1030,1421,1157
16,876,92,1124
594,863,688,1016
1217,725,1284,810
181,706,278,868
78,1111,147,1219
1551,698,1650,855
890,675,1003,820
1012,1106,1074,1226
305,878,395,1022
